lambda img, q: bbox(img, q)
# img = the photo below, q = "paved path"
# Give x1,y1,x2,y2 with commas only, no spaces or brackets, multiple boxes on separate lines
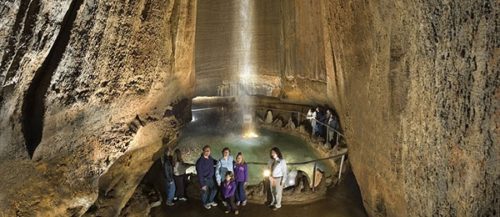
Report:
150,172,367,217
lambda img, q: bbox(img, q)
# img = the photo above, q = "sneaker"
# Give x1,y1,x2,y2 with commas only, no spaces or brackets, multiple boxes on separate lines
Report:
204,204,212,209
166,201,175,206
221,201,227,207
179,197,188,201
241,200,247,206
225,210,230,214
173,197,178,201
272,206,281,211
236,201,241,206
235,210,239,215
209,202,218,207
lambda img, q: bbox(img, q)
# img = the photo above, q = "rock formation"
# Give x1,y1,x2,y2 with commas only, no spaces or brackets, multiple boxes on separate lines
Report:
0,0,497,216
0,0,196,216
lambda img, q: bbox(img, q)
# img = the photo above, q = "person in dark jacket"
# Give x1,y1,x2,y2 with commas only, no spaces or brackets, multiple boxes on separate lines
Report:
161,148,175,206
195,145,218,209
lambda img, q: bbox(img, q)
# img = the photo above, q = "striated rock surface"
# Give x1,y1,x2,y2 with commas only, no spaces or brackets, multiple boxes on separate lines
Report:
323,1,498,216
0,0,497,216
0,0,196,216
195,0,498,216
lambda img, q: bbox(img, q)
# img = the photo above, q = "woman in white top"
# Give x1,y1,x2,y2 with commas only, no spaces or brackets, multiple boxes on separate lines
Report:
267,147,287,211
173,149,188,201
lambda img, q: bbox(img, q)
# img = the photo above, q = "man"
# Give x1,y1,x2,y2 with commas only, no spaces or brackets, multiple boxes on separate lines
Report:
161,148,175,206
196,145,218,209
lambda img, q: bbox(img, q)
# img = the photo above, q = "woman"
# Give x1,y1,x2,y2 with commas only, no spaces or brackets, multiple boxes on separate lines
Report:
216,147,234,206
173,148,188,201
267,147,287,211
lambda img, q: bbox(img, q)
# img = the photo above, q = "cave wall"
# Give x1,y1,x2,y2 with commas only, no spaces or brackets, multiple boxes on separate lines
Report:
196,0,498,216
0,0,196,216
194,0,281,96
322,0,498,216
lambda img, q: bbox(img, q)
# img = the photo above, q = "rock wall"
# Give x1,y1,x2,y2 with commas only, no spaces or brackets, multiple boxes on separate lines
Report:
0,0,196,216
322,0,498,216
195,0,498,216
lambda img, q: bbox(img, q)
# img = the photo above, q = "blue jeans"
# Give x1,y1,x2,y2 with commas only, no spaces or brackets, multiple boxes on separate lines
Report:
165,181,175,203
235,181,246,202
201,178,217,205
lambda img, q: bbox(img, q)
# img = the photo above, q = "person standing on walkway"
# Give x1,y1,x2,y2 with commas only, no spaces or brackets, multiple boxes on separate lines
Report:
216,147,234,206
267,147,288,211
234,152,248,206
161,148,175,206
173,148,188,201
196,145,218,209
221,171,239,215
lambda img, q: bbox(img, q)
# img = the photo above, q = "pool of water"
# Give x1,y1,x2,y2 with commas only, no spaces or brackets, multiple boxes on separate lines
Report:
176,109,329,185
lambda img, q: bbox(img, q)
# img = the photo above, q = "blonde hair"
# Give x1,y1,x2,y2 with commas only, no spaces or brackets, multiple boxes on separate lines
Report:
236,152,245,164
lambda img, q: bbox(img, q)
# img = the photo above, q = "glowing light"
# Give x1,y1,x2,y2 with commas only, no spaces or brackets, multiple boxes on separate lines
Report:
263,169,271,177
243,130,259,138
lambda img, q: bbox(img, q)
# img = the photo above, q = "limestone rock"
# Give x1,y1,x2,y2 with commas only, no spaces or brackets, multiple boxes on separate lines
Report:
265,110,273,124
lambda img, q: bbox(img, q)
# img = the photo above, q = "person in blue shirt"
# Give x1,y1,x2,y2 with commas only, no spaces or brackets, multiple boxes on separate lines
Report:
195,145,218,209
216,147,234,206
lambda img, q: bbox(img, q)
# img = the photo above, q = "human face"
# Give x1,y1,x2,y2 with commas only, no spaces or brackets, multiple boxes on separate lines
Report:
223,149,230,158
225,175,231,182
271,150,277,159
203,148,211,157
236,155,243,163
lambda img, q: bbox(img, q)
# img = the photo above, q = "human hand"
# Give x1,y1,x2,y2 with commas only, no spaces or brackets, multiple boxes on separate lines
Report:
201,186,207,191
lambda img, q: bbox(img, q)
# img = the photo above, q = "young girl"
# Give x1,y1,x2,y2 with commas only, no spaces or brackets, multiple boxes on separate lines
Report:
221,171,239,215
234,152,248,206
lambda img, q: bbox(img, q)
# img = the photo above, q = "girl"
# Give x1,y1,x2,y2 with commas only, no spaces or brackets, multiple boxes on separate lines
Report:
173,149,188,201
221,171,239,215
234,152,248,206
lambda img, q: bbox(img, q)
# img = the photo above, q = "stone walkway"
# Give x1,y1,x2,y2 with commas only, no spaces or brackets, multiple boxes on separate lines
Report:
150,172,367,217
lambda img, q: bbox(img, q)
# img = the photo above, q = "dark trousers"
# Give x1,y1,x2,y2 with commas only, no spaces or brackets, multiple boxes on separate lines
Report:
225,196,238,211
173,174,187,198
235,181,246,202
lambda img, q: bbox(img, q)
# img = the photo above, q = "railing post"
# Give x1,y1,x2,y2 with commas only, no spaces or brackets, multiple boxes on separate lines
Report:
312,162,317,192
297,112,301,125
338,154,345,180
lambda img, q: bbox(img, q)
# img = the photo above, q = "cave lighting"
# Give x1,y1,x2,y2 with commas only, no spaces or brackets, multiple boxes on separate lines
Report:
263,169,271,177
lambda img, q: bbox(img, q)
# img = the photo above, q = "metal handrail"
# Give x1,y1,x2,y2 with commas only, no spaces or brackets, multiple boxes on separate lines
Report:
245,152,346,165
182,152,348,183
255,106,345,138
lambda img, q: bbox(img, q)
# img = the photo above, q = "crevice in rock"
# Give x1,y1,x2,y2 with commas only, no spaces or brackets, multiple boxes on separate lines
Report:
22,0,84,158
1,0,38,84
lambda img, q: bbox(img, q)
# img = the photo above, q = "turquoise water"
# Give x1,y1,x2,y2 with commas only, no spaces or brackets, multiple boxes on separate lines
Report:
176,114,328,185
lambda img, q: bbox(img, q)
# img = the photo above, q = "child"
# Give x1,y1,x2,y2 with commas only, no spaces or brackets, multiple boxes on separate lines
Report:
221,171,239,215
234,152,248,206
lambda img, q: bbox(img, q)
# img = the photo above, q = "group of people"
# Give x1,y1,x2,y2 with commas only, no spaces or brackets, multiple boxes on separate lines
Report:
162,145,289,215
306,107,340,148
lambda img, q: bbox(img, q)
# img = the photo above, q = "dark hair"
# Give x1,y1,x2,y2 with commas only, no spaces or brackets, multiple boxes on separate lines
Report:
222,147,230,154
270,147,283,159
173,149,184,163
225,171,234,181
202,145,210,151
